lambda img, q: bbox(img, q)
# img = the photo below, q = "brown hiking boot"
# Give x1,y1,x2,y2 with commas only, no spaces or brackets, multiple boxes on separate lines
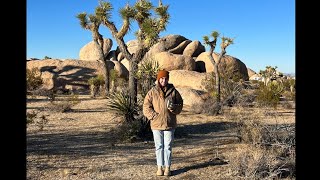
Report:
164,166,171,176
156,166,163,176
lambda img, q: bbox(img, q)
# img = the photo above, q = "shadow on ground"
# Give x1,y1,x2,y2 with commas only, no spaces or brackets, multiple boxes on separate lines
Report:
172,158,228,176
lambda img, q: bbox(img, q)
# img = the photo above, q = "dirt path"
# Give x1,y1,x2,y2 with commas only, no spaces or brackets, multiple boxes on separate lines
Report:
27,95,294,179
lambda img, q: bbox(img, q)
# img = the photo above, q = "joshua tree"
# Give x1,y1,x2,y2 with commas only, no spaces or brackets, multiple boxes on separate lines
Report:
259,66,278,86
77,12,110,96
93,0,169,103
203,31,234,105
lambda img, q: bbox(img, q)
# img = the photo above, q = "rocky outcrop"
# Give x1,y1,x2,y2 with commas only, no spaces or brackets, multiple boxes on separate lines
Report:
175,87,207,107
168,70,207,91
168,40,192,54
182,40,206,57
247,68,257,78
79,38,113,61
146,34,188,57
27,59,128,93
195,52,249,81
153,52,196,71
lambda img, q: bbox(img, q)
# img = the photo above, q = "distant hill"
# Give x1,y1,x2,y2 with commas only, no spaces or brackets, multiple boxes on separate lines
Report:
284,72,295,77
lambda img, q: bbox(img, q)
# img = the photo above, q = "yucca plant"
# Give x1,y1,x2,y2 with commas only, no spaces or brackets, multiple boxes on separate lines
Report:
107,90,139,122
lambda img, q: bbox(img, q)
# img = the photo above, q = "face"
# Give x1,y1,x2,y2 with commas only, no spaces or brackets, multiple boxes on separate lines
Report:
159,77,169,87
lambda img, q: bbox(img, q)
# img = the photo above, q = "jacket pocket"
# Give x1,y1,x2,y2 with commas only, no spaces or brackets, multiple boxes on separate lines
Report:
151,113,162,128
152,112,159,121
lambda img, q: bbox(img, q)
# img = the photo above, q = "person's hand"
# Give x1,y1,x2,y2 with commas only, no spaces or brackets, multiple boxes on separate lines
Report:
167,100,175,112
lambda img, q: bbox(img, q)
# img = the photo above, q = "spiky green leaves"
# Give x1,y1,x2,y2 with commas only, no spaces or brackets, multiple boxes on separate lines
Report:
155,5,169,19
88,14,101,25
120,4,136,19
203,31,219,46
211,31,220,39
96,0,113,21
107,91,139,122
134,0,153,23
203,36,210,45
76,13,88,29
221,37,234,50
139,18,159,46
135,57,160,79
155,5,170,31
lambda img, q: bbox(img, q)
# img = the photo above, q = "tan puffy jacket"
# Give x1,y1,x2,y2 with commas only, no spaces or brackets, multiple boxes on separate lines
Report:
143,83,183,130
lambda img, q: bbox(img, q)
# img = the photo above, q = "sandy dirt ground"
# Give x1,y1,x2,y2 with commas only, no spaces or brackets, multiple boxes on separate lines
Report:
27,95,295,180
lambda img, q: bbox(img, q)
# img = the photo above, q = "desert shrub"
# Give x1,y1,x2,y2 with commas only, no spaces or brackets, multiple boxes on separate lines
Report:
46,94,80,112
27,67,43,91
282,90,295,102
88,74,105,86
201,63,248,108
43,56,52,59
255,81,284,108
282,78,295,92
227,107,264,144
110,115,153,143
228,144,295,179
226,106,296,179
88,74,105,97
110,120,142,142
233,89,256,107
190,98,222,115
30,88,55,101
226,106,295,146
281,98,294,109
109,69,118,93
26,111,37,124
26,111,49,131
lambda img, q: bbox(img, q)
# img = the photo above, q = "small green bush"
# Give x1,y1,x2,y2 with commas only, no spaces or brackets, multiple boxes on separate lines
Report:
46,94,81,112
110,116,152,143
88,74,105,97
255,81,283,108
27,68,43,91
88,74,105,86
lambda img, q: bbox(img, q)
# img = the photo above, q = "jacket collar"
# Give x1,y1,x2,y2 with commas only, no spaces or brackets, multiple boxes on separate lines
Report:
155,82,175,98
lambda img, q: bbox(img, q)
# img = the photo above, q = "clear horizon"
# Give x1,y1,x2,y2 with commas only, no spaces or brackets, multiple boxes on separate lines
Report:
27,0,295,74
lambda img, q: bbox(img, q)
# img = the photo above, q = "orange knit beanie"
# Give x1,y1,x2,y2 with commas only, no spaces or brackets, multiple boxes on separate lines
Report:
157,70,169,81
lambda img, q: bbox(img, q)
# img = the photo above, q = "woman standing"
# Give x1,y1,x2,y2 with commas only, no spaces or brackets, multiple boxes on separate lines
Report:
143,70,183,176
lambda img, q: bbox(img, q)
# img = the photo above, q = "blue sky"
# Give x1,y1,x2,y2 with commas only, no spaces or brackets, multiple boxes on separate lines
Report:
27,0,295,74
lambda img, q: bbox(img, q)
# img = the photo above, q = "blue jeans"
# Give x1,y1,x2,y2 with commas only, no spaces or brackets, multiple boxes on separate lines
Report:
152,129,175,167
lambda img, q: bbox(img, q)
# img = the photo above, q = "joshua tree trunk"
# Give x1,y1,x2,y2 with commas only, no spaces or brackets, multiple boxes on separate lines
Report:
213,63,221,103
102,59,110,97
93,39,110,97
129,59,138,103
203,31,233,114
208,49,225,104
290,85,294,93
